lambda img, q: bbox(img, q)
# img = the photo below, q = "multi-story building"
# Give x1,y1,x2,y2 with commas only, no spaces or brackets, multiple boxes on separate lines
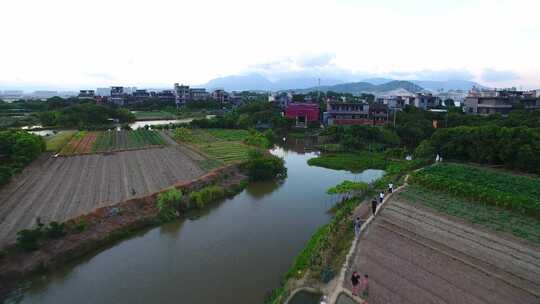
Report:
78,90,95,99
464,88,540,115
325,101,370,126
157,90,176,103
269,92,292,109
376,89,415,110
190,88,209,101
109,86,125,105
174,83,190,104
285,103,320,127
212,89,229,103
96,87,111,97
325,101,389,126
132,89,150,101
413,93,441,109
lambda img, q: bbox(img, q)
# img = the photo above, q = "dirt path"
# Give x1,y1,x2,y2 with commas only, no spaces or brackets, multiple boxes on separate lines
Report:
0,146,207,247
344,194,540,304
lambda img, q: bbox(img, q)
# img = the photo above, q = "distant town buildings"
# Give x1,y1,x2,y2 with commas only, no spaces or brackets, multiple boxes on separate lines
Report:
78,90,95,99
96,87,111,97
109,86,125,105
464,88,540,116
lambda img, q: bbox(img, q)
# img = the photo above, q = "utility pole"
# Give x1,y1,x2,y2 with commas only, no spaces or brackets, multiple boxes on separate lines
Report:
317,78,321,102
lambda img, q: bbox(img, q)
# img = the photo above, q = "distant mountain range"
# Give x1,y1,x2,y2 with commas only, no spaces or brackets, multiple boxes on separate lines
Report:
362,78,487,92
297,80,425,94
202,73,487,93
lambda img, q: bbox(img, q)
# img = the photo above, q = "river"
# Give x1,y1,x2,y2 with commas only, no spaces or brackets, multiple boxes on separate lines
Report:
6,141,384,304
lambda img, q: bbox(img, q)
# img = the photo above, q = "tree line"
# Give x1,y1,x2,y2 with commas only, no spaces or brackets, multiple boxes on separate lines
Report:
0,131,46,185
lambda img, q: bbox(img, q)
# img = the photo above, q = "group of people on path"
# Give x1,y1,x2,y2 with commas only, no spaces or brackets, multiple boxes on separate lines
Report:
350,182,394,302
370,183,393,215
351,271,369,299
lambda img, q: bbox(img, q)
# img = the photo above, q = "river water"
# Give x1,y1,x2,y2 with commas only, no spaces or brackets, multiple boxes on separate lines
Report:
7,141,384,304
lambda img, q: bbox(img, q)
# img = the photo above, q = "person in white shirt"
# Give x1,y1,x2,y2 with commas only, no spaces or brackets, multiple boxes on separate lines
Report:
388,183,393,193
379,191,384,203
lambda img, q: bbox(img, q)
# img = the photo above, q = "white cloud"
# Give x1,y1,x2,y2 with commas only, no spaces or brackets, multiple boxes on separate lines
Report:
0,0,539,90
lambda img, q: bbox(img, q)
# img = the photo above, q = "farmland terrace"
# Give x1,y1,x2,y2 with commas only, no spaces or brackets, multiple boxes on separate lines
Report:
0,145,206,247
344,196,540,304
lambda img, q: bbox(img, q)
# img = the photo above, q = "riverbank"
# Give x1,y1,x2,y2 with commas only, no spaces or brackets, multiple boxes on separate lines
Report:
0,164,248,301
268,153,426,304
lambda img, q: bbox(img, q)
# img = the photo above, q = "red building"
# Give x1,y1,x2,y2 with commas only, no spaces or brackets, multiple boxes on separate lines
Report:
285,103,319,127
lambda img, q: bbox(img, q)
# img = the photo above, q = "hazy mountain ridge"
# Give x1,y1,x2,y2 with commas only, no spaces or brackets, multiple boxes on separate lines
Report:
203,73,485,92
297,80,424,94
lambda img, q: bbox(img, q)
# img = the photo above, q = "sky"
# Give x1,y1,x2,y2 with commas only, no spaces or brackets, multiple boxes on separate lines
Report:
1,0,539,90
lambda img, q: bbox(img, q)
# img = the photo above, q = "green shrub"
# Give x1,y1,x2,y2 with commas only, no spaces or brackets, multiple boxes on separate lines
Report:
189,186,225,209
16,227,43,251
245,150,287,181
75,219,88,232
44,221,65,239
243,131,270,148
156,189,183,221
414,140,436,160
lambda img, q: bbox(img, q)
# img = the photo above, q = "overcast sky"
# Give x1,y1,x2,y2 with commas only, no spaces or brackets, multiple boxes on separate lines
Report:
1,0,539,90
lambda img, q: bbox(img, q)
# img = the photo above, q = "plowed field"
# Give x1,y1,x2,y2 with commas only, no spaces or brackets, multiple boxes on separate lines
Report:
345,197,540,304
0,146,205,247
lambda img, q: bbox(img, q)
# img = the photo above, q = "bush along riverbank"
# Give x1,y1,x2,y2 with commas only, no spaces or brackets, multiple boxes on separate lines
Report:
0,164,248,301
266,154,427,304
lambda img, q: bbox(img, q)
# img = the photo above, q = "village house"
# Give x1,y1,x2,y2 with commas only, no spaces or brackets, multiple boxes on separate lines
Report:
285,102,319,127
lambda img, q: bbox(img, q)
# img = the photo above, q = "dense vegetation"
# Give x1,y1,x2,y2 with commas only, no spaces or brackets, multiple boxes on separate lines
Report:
424,126,540,173
410,163,540,217
307,152,390,172
190,102,294,131
39,103,135,128
0,131,46,185
156,189,183,221
244,150,287,181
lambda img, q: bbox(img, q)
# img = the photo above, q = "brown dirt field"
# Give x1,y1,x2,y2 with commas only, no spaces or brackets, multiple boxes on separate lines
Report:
77,131,98,153
0,146,206,247
345,195,540,304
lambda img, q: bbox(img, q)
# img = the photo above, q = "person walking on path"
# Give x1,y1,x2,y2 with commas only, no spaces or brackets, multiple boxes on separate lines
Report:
371,197,378,215
351,271,361,296
361,274,370,299
379,191,384,204
354,217,362,236
388,183,393,193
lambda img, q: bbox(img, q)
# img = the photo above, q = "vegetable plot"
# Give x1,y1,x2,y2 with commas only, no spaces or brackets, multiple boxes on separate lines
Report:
410,163,540,217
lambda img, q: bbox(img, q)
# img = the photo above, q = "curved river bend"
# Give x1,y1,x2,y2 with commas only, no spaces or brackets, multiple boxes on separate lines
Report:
8,143,384,304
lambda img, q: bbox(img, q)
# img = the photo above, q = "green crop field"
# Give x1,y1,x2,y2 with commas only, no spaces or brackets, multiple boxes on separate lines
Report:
171,128,259,165
46,130,76,152
410,163,540,217
205,129,250,141
198,142,251,164
92,130,166,153
399,185,540,244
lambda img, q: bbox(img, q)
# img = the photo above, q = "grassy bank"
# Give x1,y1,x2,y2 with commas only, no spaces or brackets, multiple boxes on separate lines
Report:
398,185,540,244
307,152,391,172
